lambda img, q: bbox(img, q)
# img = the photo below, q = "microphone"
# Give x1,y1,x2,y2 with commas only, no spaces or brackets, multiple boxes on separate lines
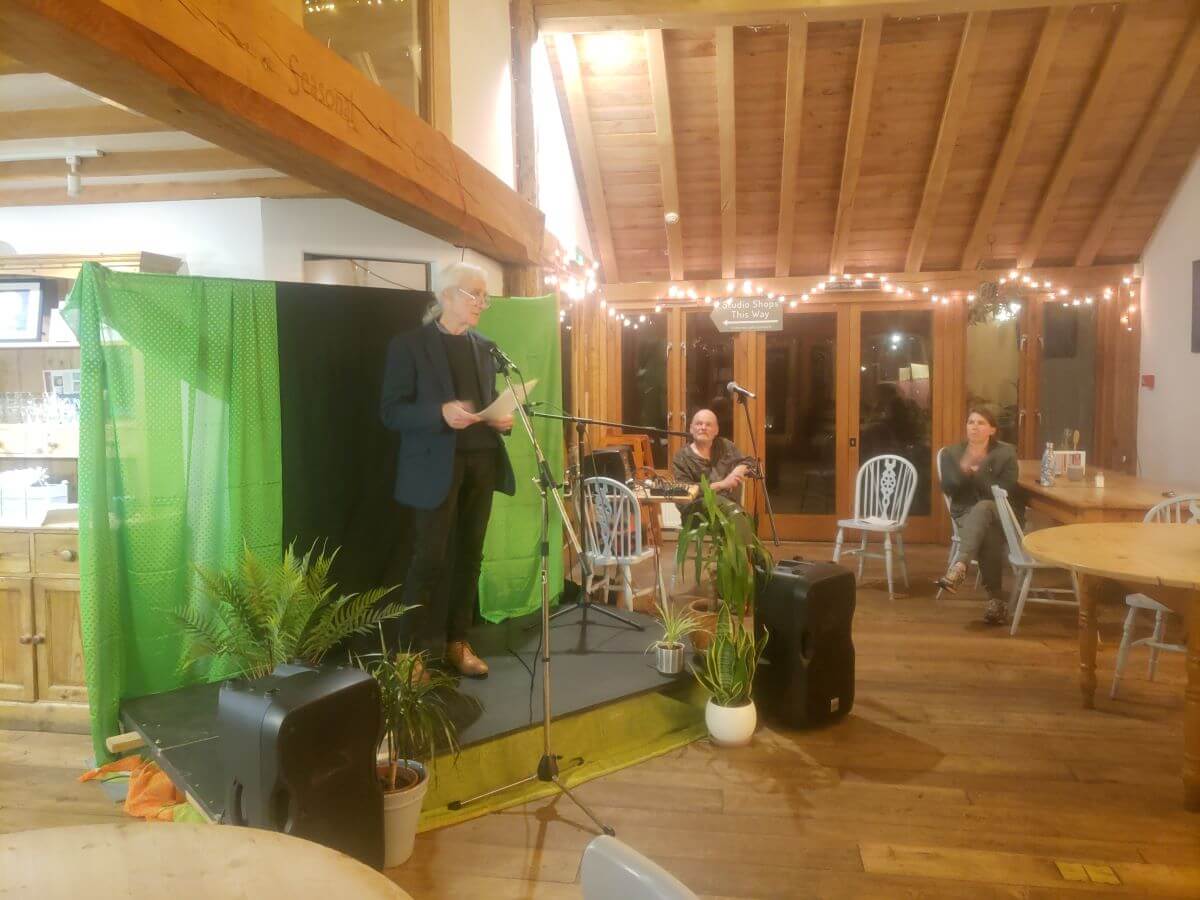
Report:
488,342,516,373
727,381,756,400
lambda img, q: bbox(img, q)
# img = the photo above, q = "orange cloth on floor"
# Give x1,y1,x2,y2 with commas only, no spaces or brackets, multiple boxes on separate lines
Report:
80,756,187,821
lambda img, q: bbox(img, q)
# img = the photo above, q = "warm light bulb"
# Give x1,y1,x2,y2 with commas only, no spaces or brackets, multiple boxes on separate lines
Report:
654,304,662,313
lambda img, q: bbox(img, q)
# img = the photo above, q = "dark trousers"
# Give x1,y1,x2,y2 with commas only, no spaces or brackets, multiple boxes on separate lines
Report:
952,500,1007,597
400,450,498,655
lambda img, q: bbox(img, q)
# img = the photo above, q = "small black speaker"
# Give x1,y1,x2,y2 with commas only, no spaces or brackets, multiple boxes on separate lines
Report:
584,447,634,483
754,558,856,728
218,663,384,868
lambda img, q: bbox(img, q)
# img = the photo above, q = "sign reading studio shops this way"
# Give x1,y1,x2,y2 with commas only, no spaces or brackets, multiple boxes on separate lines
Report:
709,297,785,333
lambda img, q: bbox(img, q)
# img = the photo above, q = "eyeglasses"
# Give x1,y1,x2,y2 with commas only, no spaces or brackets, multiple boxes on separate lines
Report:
454,287,491,309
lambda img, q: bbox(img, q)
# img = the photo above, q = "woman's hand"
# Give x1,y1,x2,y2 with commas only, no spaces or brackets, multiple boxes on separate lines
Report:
960,445,986,475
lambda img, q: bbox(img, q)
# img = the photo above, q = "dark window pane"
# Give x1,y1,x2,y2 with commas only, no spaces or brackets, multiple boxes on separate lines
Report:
684,312,735,441
859,310,933,516
1039,303,1095,453
764,314,837,514
965,315,1019,446
619,313,668,467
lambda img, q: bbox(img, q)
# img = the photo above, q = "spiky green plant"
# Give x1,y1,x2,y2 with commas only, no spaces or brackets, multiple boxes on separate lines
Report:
647,599,703,651
675,478,772,619
175,542,409,679
360,631,480,792
692,604,766,707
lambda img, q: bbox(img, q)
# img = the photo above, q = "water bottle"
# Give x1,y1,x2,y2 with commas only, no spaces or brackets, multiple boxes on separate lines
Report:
1039,442,1056,487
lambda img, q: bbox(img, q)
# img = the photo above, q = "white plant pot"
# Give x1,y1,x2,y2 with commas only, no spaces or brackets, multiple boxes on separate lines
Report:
705,698,757,747
655,641,685,675
380,759,429,868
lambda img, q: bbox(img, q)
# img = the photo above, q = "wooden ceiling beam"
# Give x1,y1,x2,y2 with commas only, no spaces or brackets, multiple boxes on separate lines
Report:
555,32,620,281
960,6,1068,271
0,0,541,264
0,149,258,184
0,176,323,206
829,16,882,276
775,20,807,278
645,29,684,281
0,105,171,140
533,0,1137,33
1017,7,1142,269
1076,15,1200,267
603,265,1133,302
905,11,989,274
717,26,737,280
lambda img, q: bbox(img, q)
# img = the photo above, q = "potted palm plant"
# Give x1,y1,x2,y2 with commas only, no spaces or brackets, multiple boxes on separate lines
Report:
693,604,767,746
647,599,702,675
363,638,479,868
675,478,772,650
175,541,409,678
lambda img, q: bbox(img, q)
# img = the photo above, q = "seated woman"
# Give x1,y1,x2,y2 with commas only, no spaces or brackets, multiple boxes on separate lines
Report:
936,405,1019,625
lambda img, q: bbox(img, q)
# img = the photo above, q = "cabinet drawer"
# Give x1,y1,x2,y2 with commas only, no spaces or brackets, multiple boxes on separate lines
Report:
34,532,79,576
0,532,31,575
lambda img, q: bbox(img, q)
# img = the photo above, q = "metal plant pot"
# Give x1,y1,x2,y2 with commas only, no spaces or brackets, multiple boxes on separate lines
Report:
655,641,685,675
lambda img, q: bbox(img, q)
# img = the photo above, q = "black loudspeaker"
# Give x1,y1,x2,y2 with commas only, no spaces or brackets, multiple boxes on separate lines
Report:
754,558,856,728
218,663,384,868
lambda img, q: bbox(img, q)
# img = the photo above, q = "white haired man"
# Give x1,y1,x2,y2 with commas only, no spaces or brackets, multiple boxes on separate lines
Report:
380,262,514,677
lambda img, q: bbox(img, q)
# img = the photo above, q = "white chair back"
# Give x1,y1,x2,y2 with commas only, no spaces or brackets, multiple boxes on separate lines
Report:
991,485,1032,566
583,477,643,563
1144,494,1200,524
853,454,918,525
581,835,698,900
935,447,958,527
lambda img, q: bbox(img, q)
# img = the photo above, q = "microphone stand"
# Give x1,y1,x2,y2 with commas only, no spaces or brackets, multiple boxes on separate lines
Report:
732,390,781,546
527,411,689,631
447,350,613,836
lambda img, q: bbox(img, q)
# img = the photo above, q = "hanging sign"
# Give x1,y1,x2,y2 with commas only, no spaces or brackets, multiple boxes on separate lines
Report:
709,297,784,333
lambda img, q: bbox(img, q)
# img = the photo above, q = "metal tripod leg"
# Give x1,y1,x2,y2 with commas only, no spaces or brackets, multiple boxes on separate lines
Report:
552,776,615,836
546,597,644,630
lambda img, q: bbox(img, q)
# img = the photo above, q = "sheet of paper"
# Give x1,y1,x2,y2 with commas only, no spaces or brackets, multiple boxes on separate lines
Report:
478,378,538,423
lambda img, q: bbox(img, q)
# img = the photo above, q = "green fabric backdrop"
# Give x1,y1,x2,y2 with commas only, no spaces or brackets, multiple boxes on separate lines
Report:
476,295,564,623
65,263,284,763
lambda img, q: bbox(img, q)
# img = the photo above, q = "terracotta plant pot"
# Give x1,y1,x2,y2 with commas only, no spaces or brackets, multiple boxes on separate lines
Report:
655,641,685,675
705,698,757,747
686,597,719,652
378,760,428,868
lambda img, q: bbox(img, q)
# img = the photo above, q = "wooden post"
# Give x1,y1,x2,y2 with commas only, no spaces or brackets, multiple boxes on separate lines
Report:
506,0,543,298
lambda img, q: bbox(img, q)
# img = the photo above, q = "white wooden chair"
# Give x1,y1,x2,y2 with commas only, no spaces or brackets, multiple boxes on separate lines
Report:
582,477,667,611
991,486,1079,635
581,835,698,900
934,447,981,600
1110,494,1199,699
833,454,918,600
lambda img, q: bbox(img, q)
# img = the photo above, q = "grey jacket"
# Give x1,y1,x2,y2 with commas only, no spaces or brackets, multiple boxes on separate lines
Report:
938,440,1019,520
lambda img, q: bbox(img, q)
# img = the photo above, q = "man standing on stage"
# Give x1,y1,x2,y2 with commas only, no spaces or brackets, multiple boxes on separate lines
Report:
380,262,515,678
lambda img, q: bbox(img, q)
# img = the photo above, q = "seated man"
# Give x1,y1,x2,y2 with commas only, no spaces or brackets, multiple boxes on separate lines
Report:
671,408,755,515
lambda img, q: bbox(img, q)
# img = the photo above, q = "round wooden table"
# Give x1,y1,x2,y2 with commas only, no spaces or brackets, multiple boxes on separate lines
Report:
0,823,414,899
1024,522,1200,810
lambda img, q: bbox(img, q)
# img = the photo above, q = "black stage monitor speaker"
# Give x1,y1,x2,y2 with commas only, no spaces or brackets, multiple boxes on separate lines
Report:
583,446,634,484
218,663,384,868
754,558,856,728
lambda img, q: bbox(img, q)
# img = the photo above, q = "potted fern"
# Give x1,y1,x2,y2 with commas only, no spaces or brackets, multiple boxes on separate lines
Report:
363,638,479,868
675,478,772,650
693,604,767,746
648,599,702,675
175,542,409,679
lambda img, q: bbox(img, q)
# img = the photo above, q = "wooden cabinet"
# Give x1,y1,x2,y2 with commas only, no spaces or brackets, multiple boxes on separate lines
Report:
0,528,85,721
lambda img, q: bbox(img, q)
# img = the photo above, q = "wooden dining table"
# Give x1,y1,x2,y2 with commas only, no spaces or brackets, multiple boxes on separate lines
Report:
1023,522,1200,810
1015,459,1193,524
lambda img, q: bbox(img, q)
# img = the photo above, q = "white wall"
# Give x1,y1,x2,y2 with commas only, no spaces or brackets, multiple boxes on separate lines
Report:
0,198,265,278
533,37,592,260
449,0,514,191
1139,154,1200,488
260,198,505,292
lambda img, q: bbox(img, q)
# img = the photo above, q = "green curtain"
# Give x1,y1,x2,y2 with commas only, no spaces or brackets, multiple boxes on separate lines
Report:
476,295,564,622
64,263,283,763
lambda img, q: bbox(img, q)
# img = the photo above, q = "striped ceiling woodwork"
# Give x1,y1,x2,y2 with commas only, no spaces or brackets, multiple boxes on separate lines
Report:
545,0,1200,283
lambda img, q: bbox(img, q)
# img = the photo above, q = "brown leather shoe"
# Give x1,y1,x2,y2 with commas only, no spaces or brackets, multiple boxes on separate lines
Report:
406,655,431,685
446,640,489,678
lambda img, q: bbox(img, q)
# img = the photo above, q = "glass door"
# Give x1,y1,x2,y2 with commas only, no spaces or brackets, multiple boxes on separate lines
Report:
618,310,670,467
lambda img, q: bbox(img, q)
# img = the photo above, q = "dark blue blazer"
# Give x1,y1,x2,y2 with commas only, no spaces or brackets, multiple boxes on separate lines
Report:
380,321,516,510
